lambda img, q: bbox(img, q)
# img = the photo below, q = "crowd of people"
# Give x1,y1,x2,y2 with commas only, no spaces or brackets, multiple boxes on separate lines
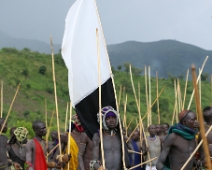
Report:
0,105,212,170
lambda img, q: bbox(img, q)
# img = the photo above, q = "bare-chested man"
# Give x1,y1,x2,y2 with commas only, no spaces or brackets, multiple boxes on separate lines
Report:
91,106,130,170
71,114,93,170
0,118,8,170
156,110,198,170
7,127,28,169
25,120,64,170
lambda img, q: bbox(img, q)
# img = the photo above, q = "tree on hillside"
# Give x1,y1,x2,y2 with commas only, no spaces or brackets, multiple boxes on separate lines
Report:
201,72,209,81
39,66,47,75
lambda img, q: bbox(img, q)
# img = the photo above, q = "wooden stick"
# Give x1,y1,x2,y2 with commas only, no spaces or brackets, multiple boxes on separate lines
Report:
0,81,3,118
0,84,20,135
148,66,152,125
182,69,189,110
191,64,211,169
180,125,212,170
174,79,178,123
44,99,48,159
96,28,105,169
199,68,202,111
65,102,69,131
67,102,73,170
156,71,160,124
129,157,157,170
123,95,127,128
46,143,59,158
144,66,149,127
118,85,122,109
50,36,62,161
128,150,142,155
177,79,182,112
171,102,177,125
187,56,208,109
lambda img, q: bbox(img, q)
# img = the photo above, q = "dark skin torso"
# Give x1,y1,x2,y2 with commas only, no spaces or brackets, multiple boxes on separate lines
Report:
156,133,196,170
92,132,122,170
7,142,26,162
83,137,93,170
0,135,8,168
71,128,92,170
25,137,46,170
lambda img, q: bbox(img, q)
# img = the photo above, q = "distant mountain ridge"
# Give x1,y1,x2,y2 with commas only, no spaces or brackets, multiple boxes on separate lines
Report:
1,30,212,78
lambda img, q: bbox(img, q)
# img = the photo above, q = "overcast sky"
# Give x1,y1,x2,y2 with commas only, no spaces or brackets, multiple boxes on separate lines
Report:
0,0,212,50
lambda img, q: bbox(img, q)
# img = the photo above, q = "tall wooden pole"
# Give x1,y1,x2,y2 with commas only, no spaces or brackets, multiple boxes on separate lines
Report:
148,66,152,125
96,29,105,169
156,71,160,124
65,102,69,131
67,102,73,170
50,36,62,161
191,64,211,170
144,66,149,127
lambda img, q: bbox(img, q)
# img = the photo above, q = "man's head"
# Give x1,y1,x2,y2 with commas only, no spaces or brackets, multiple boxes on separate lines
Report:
148,125,156,136
97,106,118,130
32,121,46,136
14,127,28,143
155,124,161,135
161,123,169,135
179,110,198,129
131,130,140,141
50,130,58,141
203,106,212,124
0,118,7,133
72,114,81,126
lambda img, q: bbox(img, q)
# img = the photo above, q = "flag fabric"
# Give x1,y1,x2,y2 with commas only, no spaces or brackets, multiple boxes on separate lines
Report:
61,0,116,139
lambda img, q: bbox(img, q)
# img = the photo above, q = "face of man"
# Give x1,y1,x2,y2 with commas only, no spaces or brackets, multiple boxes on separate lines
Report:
156,124,161,134
35,122,47,136
184,112,198,129
131,131,139,141
51,131,57,141
148,125,156,136
162,124,169,134
105,116,117,129
60,133,68,144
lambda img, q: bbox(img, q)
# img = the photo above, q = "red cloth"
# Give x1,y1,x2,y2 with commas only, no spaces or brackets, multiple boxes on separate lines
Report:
33,138,47,170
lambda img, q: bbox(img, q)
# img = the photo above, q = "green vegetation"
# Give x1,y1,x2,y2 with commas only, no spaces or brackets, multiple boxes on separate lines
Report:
0,48,211,137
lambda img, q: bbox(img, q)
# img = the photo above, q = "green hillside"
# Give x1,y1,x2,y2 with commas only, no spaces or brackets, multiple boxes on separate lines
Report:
0,47,211,137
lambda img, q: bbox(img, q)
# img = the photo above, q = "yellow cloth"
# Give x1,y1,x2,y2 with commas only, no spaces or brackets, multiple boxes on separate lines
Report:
63,134,78,170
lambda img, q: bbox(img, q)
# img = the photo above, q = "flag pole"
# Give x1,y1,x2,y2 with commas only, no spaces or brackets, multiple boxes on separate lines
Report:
96,28,106,169
67,102,72,169
191,64,211,170
65,102,69,131
144,66,149,127
50,36,62,162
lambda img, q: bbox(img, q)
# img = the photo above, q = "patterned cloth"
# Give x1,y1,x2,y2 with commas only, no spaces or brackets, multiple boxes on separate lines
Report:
168,123,197,140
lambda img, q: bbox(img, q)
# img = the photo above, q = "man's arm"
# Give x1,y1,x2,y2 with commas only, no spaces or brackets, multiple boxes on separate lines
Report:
92,133,101,170
25,140,34,170
156,133,176,170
